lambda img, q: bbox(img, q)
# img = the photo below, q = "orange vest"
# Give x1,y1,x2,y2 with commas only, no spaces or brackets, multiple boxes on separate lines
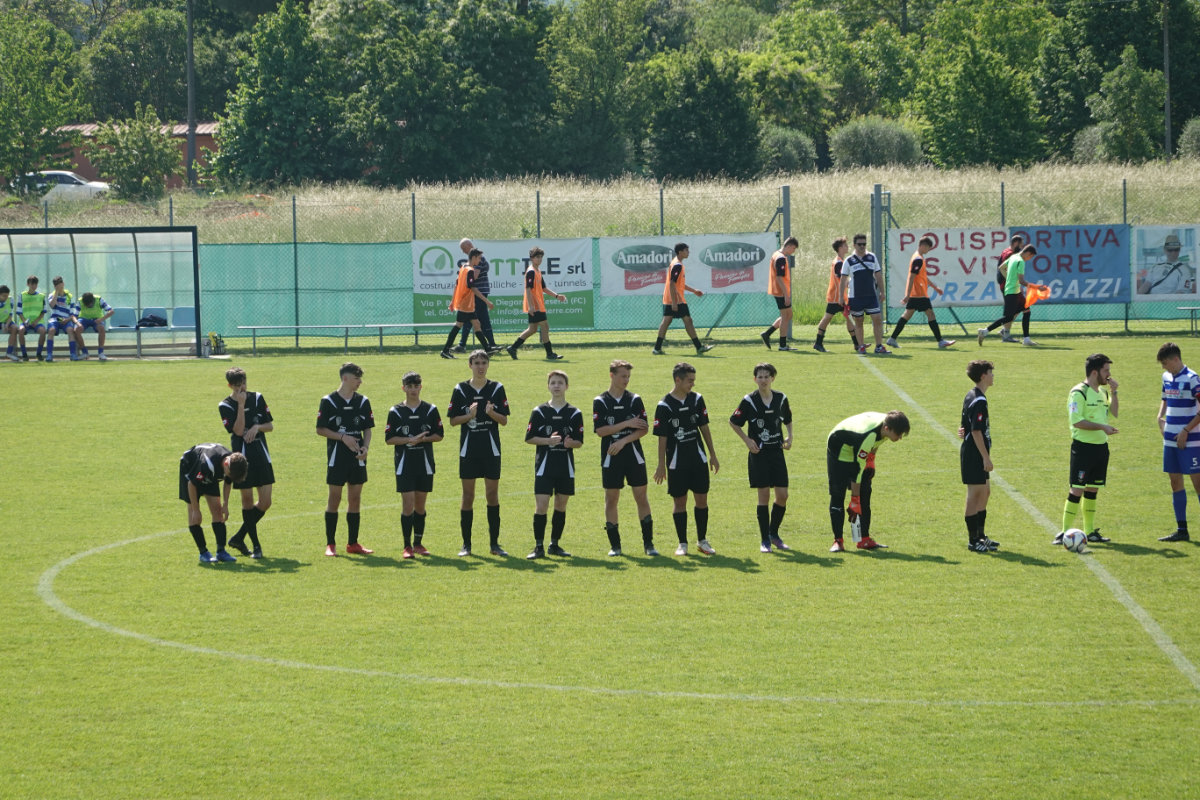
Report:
663,258,686,304
523,265,545,313
825,258,845,304
451,265,476,312
908,250,929,298
767,249,791,298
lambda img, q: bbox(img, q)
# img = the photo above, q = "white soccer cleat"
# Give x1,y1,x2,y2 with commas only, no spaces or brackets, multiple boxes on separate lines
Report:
697,540,715,555
674,542,688,556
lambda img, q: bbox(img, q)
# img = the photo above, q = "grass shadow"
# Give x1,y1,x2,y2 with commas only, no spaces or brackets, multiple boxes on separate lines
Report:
979,550,1063,567
854,549,961,565
345,554,410,569
770,548,844,568
409,553,477,571
1105,541,1192,558
633,555,702,572
488,556,562,572
238,556,307,574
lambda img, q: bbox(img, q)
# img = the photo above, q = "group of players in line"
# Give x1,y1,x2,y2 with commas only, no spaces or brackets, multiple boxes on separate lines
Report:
0,275,116,362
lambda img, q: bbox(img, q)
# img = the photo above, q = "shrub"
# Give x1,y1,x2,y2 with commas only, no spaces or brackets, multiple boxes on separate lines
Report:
829,116,921,168
1072,125,1105,163
758,124,817,174
85,103,178,201
1179,117,1200,159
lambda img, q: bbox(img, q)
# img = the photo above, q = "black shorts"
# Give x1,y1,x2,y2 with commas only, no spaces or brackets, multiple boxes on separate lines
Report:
826,450,860,495
748,448,788,488
1000,293,1025,322
534,471,575,496
773,295,792,310
602,450,648,489
960,441,989,485
526,311,547,324
825,302,846,315
455,310,476,324
396,456,434,493
905,297,933,312
327,452,368,486
234,447,274,489
848,296,881,317
179,467,219,503
1069,441,1109,488
662,303,691,319
460,454,502,481
666,462,710,497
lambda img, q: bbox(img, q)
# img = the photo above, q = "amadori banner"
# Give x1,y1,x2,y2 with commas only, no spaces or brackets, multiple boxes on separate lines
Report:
412,238,593,328
599,233,779,297
886,226,1131,307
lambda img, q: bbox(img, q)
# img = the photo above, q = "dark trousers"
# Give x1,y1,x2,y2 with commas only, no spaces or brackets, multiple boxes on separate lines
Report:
459,300,493,347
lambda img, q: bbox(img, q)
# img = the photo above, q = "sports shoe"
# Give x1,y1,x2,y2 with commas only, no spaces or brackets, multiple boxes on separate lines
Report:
977,328,987,346
1159,530,1190,542
345,542,374,555
7,354,19,363
760,330,773,349
856,345,867,354
227,536,251,557
608,547,622,557
490,545,508,557
450,344,466,354
44,356,54,363
777,343,795,351
413,544,430,555
937,339,956,348
697,539,715,555
873,345,890,355
547,543,571,557
506,344,518,360
770,536,790,551
402,546,415,559
830,538,845,553
696,344,715,354
1051,532,1064,546
526,545,545,560
760,542,771,553
1022,337,1038,346
440,350,454,359
216,550,237,563
1086,529,1110,543
885,337,899,348
675,542,688,556
458,546,471,557
70,353,84,361
198,550,217,564
856,536,886,549
645,546,660,556
546,353,564,360
651,348,665,355
968,539,993,552
250,548,263,559
1000,331,1018,343
98,353,108,361
325,544,337,557
812,342,826,353
985,538,999,550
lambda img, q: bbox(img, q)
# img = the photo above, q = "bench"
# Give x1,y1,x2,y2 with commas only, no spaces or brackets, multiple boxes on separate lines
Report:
237,323,447,355
1180,306,1200,336
104,305,200,356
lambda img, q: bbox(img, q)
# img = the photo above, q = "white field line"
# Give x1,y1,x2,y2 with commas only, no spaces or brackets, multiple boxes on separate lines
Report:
859,356,1200,692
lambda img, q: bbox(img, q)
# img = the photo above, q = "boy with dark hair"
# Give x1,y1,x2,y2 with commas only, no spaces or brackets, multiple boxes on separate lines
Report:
961,360,998,552
448,349,510,556
441,249,497,359
813,237,860,353
595,359,657,556
74,292,115,361
316,362,375,557
887,236,955,349
652,243,715,356
653,362,720,555
1157,342,1200,542
525,370,584,559
995,234,1025,343
16,275,47,361
840,234,888,354
178,443,248,564
979,245,1046,347
220,367,275,559
1055,353,1118,547
385,371,444,558
0,286,18,362
826,410,910,551
729,363,793,552
43,276,81,362
759,236,799,351
506,246,566,361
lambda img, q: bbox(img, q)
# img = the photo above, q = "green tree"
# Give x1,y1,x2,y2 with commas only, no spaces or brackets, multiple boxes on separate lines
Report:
0,12,85,193
1034,21,1101,158
211,0,349,186
1086,44,1164,162
84,9,187,121
85,103,179,200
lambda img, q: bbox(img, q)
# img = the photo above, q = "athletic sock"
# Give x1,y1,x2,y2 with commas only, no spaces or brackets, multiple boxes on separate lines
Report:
673,511,688,543
514,334,528,348
779,334,787,347
544,341,554,357
606,522,621,550
443,328,459,351
829,494,845,537
460,509,473,549
1021,312,1031,337
413,512,426,546
756,505,770,543
189,524,207,552
977,509,987,539
654,337,665,350
815,329,826,345
551,509,566,543
212,521,227,551
487,504,501,547
640,515,654,548
1174,489,1188,528
694,506,709,540
930,320,943,341
401,513,414,548
1062,494,1081,531
325,511,337,546
46,341,53,358
533,513,547,545
1082,491,1097,533
691,337,703,350
68,341,77,357
965,514,978,542
764,326,777,340
770,503,786,536
850,333,860,349
891,318,908,339
346,512,360,545
248,506,265,549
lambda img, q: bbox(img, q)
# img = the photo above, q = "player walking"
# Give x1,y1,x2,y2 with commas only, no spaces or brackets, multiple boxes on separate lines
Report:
759,236,798,351
886,236,955,349
506,246,566,361
813,237,860,353
652,243,715,356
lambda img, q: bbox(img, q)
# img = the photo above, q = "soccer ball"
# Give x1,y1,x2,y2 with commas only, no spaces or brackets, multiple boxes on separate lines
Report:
1062,528,1087,552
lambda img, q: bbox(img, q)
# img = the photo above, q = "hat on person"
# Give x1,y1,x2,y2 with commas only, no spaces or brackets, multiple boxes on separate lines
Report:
1165,233,1182,249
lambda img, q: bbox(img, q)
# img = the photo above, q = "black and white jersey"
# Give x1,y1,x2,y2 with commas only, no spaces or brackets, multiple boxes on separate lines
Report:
219,391,273,463
961,387,990,451
593,390,647,467
653,391,710,470
448,379,510,458
730,391,792,450
316,391,374,465
386,400,443,475
526,402,585,477
180,443,234,487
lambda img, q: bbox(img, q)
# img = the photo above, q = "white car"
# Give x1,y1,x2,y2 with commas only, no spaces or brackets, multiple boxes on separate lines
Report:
33,170,109,201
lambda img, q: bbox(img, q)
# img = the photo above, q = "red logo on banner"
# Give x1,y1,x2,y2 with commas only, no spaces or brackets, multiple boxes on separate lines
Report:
712,267,755,288
626,271,664,291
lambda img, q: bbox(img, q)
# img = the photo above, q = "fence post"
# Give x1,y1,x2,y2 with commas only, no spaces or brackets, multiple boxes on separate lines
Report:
43,201,49,229
871,184,883,253
169,196,174,227
293,195,300,348
1000,182,1006,228
1122,178,1128,224
410,192,416,241
536,190,541,238
659,183,665,236
781,185,791,239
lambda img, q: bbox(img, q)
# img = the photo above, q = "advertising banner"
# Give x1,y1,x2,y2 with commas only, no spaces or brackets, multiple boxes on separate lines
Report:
598,233,779,297
412,239,593,328
1133,225,1198,300
887,225,1131,306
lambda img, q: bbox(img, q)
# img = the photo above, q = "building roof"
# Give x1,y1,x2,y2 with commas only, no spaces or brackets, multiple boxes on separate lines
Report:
59,122,219,137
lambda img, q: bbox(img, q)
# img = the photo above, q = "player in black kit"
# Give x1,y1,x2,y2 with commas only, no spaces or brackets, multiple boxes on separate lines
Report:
594,359,656,556
524,370,585,558
219,367,274,559
385,371,444,558
178,443,248,564
448,350,511,556
653,362,720,555
316,363,375,557
729,363,793,553
960,360,998,552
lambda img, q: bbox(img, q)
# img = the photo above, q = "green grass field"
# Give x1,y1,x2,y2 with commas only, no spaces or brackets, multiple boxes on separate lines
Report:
3,330,1199,799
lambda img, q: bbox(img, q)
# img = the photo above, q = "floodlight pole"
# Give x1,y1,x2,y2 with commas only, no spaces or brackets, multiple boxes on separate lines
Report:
186,0,197,187
1164,0,1173,159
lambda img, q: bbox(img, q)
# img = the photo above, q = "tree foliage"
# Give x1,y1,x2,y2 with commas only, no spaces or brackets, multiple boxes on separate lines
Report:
85,103,179,200
828,116,920,168
1086,44,1165,163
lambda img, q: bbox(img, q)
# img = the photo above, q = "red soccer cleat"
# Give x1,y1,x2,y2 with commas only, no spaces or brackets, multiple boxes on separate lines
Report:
324,544,337,557
345,543,374,555
856,537,887,550
412,544,430,556
829,538,845,553
401,546,415,559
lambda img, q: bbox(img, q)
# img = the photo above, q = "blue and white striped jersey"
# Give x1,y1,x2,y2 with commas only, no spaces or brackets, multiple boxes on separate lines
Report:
1162,365,1200,445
